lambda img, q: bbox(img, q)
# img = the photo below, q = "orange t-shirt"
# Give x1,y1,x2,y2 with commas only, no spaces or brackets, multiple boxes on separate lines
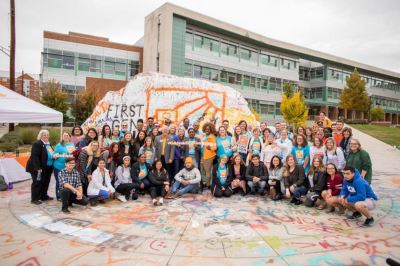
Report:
203,134,216,160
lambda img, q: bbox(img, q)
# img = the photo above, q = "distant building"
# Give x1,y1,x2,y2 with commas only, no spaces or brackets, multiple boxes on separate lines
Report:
41,31,143,104
0,71,41,101
143,3,400,124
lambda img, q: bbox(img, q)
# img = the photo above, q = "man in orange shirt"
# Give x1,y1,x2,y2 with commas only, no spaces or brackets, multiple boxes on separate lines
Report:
332,123,343,147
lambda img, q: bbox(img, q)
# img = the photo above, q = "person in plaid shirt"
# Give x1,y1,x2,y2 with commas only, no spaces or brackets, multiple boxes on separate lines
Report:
59,158,88,213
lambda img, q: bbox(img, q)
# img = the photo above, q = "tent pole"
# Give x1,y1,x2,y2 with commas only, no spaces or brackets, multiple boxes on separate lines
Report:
60,122,63,141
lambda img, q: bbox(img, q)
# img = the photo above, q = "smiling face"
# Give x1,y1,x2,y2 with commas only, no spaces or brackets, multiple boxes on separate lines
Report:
125,133,132,142
220,156,227,165
287,156,295,167
326,139,334,150
235,126,241,135
88,129,96,139
188,129,195,138
326,164,336,176
98,160,106,169
272,156,280,167
123,157,131,166
234,155,241,165
219,127,226,137
62,133,70,143
139,154,146,164
155,160,163,170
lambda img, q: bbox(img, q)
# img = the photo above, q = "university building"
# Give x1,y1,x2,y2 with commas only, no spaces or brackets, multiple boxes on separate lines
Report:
41,31,143,103
143,3,400,124
0,71,41,102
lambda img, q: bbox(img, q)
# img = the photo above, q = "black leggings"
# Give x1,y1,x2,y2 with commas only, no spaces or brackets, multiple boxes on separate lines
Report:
212,184,233,197
149,185,166,199
116,183,139,196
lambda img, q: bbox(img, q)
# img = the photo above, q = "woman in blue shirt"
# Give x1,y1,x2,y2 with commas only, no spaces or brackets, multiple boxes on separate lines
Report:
291,134,310,174
216,126,233,159
53,132,75,200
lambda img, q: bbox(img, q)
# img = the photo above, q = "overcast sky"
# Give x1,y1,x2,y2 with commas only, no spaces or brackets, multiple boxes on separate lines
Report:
0,0,399,74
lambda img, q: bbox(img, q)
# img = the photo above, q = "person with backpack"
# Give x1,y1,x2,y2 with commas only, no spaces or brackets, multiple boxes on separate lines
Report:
26,129,54,205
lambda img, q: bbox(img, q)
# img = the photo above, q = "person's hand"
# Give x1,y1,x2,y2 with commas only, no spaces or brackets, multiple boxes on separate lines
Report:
109,192,114,198
290,184,296,192
163,181,169,185
270,180,276,186
87,175,92,182
206,145,211,150
222,187,225,191
165,184,170,191
285,189,291,199
253,177,260,183
76,191,83,200
140,182,144,189
338,196,345,205
181,180,188,186
168,159,173,164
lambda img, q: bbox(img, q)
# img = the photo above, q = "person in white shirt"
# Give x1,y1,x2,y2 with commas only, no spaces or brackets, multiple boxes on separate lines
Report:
310,137,325,163
261,133,281,169
276,129,293,163
323,137,346,171
87,158,115,204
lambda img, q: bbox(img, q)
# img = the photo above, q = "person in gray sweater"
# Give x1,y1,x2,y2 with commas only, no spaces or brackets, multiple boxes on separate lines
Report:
245,155,269,195
168,157,201,198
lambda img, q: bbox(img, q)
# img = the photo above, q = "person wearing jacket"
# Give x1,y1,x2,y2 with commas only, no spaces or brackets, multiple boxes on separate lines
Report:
303,157,327,207
268,155,285,201
346,139,373,184
283,154,306,205
173,128,186,176
87,158,115,205
132,130,146,163
212,155,233,197
168,157,201,198
131,153,152,194
52,132,75,201
119,132,135,162
330,166,378,227
245,155,268,196
228,153,247,195
339,127,352,159
114,156,139,202
148,160,170,206
26,129,55,205
154,126,175,181
321,163,343,213
184,128,201,169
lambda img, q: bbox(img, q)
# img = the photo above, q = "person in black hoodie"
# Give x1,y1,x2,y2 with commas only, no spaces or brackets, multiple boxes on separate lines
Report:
148,160,170,206
131,153,152,195
245,154,269,196
228,153,247,195
119,132,135,162
283,154,306,205
303,156,327,207
132,130,147,163
26,129,54,205
212,155,233,197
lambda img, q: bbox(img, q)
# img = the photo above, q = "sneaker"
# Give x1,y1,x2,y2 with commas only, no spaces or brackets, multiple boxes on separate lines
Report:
117,195,127,203
361,217,374,227
131,193,139,200
171,191,180,199
273,193,283,201
325,206,335,213
159,198,164,206
125,194,130,201
294,199,302,205
62,208,71,214
166,192,176,199
259,190,266,196
347,211,362,219
290,198,296,204
31,200,42,205
89,199,98,206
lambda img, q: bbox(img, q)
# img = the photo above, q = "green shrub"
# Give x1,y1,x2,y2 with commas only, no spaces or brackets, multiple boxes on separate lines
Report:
344,119,369,125
0,131,23,145
48,128,61,145
0,142,18,152
17,127,39,145
370,107,385,121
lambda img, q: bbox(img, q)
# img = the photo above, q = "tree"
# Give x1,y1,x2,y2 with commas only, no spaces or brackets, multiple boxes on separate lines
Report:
283,82,294,98
41,80,69,121
280,89,308,130
370,106,384,121
339,68,369,119
72,89,96,124
249,106,261,122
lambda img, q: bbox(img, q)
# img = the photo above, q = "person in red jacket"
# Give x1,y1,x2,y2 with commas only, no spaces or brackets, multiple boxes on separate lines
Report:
321,163,344,213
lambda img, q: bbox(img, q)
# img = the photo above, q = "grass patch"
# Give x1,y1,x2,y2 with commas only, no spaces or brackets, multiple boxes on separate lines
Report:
351,124,400,147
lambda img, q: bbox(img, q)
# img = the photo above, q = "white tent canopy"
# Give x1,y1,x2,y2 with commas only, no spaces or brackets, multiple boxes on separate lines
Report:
0,85,63,123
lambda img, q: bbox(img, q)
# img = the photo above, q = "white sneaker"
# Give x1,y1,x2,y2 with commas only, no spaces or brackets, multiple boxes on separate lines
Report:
117,195,127,202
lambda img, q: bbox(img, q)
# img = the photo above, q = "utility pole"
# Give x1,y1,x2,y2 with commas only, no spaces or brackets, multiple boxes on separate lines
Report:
9,0,16,131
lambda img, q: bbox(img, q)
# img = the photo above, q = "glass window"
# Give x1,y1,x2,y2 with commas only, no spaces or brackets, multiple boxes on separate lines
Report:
261,79,268,90
48,54,62,68
104,61,115,74
269,78,276,91
250,77,256,87
240,48,251,61
194,65,201,78
79,53,90,59
236,74,242,85
184,63,192,77
194,35,202,49
78,58,90,72
62,55,74,70
227,72,236,84
185,32,193,48
115,63,126,76
201,67,211,80
90,60,101,73
220,71,227,83
211,69,219,81
243,75,250,87
48,49,62,55
128,60,139,76
250,51,258,64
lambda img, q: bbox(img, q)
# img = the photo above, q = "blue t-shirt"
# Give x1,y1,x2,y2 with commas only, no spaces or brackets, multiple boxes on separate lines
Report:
53,142,75,170
45,143,54,167
187,138,197,156
251,138,262,156
138,164,148,180
216,136,233,158
291,145,310,173
217,164,228,185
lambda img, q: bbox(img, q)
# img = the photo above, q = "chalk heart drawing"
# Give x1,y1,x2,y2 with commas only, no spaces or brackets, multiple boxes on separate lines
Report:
82,72,258,132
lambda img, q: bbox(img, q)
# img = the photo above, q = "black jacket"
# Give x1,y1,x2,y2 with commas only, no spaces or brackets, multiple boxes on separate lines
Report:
26,140,51,173
130,162,152,183
284,165,306,188
228,164,246,181
212,163,233,189
148,169,169,186
119,142,135,162
245,163,269,182
306,170,327,193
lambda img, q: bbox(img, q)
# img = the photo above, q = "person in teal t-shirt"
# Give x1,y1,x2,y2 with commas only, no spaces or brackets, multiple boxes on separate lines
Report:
291,134,310,174
216,126,233,159
53,132,75,200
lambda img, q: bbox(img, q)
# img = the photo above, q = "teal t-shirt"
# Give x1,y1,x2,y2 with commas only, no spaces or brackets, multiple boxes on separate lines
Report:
138,164,148,180
252,138,262,156
216,136,233,158
188,138,197,156
53,142,75,170
217,164,228,185
291,145,310,173
45,143,54,167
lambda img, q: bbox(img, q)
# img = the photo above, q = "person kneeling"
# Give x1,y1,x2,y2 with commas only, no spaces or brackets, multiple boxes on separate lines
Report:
87,158,115,206
283,155,307,205
330,166,378,227
304,157,326,208
168,157,200,199
212,155,233,198
59,158,88,213
149,160,170,206
114,156,139,202
246,155,268,196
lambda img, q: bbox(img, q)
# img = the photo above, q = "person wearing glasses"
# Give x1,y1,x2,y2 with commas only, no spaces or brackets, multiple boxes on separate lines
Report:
346,139,372,184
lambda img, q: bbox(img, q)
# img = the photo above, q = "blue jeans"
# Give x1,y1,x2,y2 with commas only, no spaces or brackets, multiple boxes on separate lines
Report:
53,168,62,200
247,181,266,193
174,158,184,176
293,186,308,199
89,189,110,199
172,181,200,196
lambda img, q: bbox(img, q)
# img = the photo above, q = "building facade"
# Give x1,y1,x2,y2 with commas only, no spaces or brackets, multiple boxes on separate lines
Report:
0,71,41,102
41,31,143,104
143,3,400,124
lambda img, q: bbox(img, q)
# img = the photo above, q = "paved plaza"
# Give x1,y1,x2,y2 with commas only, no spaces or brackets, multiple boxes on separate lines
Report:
1,127,400,266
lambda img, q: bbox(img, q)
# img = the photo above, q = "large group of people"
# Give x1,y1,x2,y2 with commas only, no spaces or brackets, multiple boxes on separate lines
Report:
26,112,377,227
